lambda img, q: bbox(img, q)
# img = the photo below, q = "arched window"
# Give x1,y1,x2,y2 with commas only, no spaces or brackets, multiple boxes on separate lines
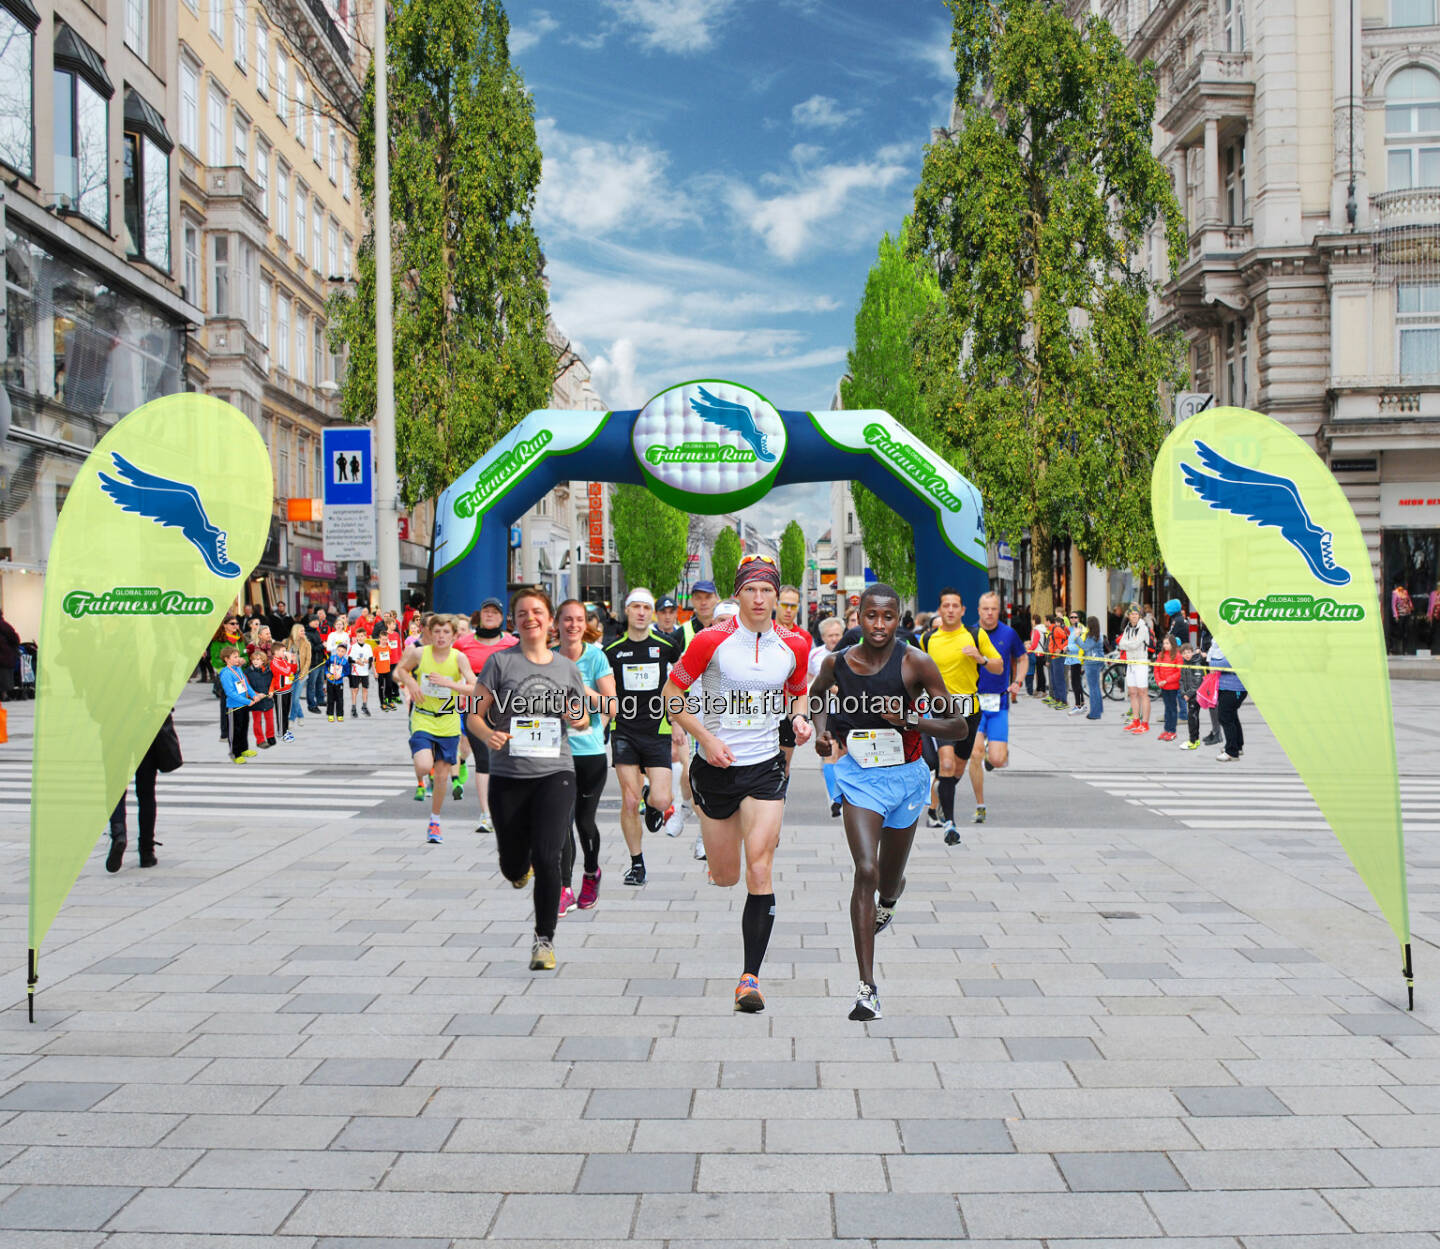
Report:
1386,66,1440,189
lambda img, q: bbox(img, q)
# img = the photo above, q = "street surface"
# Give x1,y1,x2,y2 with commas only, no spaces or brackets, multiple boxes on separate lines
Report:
0,680,1435,1245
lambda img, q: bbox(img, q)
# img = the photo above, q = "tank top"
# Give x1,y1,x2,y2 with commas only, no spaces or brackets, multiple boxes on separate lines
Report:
828,642,923,763
411,644,463,737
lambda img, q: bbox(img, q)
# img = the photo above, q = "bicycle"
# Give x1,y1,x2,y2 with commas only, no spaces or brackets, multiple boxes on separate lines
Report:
1103,649,1159,701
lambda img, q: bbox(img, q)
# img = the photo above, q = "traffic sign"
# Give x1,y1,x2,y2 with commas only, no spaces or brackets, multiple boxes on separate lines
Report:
322,427,374,506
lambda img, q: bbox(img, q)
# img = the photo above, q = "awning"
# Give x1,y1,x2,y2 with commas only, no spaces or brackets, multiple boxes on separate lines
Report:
54,21,113,97
124,87,173,152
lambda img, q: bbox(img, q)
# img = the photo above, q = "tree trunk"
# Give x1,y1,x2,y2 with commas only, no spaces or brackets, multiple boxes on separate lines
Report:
1029,522,1053,619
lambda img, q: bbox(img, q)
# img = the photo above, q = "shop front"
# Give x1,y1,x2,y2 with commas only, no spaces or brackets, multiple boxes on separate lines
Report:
1380,485,1440,656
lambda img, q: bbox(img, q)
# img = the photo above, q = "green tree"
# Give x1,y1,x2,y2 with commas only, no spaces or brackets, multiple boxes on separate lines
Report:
779,520,806,590
711,527,741,600
910,0,1187,615
841,224,944,600
330,0,553,511
612,484,689,598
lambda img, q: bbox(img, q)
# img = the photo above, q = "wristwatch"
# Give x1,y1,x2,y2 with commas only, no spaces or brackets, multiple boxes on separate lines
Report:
903,709,921,730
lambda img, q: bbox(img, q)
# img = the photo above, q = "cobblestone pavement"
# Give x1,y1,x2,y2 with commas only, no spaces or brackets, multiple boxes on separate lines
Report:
0,681,1434,1246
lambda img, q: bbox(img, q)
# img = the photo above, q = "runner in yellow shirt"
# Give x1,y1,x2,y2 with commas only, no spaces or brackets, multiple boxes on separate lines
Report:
920,587,1001,846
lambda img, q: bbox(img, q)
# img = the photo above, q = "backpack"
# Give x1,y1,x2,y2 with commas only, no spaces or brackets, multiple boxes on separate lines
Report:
1197,670,1220,709
1049,624,1068,655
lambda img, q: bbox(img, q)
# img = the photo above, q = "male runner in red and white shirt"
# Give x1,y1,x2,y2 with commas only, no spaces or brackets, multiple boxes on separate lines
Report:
662,554,812,1013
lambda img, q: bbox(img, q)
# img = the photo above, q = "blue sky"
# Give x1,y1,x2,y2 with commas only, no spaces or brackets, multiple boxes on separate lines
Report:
512,0,958,539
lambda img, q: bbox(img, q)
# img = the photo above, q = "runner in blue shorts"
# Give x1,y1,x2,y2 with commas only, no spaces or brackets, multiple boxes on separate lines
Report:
968,591,1029,826
808,583,972,1022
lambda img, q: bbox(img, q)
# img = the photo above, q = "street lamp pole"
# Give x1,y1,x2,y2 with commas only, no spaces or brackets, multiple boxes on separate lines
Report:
373,0,401,610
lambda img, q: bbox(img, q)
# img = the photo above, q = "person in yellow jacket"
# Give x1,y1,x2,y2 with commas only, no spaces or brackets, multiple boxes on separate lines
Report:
395,617,476,845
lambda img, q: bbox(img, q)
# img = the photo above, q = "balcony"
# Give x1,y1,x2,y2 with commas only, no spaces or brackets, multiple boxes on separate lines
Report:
276,0,362,121
207,320,270,376
204,166,267,231
1161,51,1254,134
1372,187,1440,231
1330,378,1440,420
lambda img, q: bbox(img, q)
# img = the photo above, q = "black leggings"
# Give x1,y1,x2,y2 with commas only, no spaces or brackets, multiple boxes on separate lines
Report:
227,706,250,758
278,689,291,735
490,772,575,940
563,753,608,885
110,759,158,845
326,684,345,716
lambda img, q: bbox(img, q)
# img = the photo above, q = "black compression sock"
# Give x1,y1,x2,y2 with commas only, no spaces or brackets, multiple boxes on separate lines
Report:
878,896,898,910
741,892,776,977
631,854,644,869
938,777,958,823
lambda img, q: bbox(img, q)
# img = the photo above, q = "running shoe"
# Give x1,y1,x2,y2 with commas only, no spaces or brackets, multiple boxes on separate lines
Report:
282,731,295,743
451,776,464,800
874,904,895,935
1216,751,1237,762
512,867,534,889
848,981,882,1021
557,886,576,917
362,705,371,717
830,801,842,818
426,820,443,844
414,785,426,802
693,832,707,861
1067,705,1085,716
1181,740,1199,750
474,813,495,835
529,936,556,971
663,804,686,838
1123,721,1144,733
1134,722,1150,733
623,862,647,886
926,808,943,828
943,820,962,846
1202,733,1221,746
972,806,987,824
327,715,335,722
577,869,601,910
642,803,666,834
733,973,765,1013
425,776,433,796
1157,731,1175,742
242,749,257,758
233,755,250,764
984,758,995,771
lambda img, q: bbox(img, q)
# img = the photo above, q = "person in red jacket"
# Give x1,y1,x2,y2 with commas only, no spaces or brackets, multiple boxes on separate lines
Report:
270,645,298,743
1154,635,1183,741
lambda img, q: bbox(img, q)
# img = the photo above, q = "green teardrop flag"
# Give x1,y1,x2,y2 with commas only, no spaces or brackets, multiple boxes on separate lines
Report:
1152,406,1410,966
29,395,272,988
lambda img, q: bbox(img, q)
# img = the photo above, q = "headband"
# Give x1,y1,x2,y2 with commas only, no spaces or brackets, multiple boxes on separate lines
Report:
733,557,780,595
625,588,655,608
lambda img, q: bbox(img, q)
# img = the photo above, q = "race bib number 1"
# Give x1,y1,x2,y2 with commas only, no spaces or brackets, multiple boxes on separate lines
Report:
979,693,1002,713
510,717,561,758
848,729,905,769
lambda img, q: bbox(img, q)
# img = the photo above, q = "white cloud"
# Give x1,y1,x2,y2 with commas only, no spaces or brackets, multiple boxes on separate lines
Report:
791,94,857,130
536,119,694,237
790,143,826,167
510,11,559,55
725,156,910,263
605,0,737,54
589,338,644,409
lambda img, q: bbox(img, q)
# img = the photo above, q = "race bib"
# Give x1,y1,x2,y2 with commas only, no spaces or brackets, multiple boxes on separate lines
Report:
720,692,773,732
623,663,659,691
420,673,449,698
979,693,1001,713
848,728,905,769
510,716,561,758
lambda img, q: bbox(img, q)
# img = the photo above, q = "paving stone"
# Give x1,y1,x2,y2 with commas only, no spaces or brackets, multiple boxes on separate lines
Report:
1053,1150,1186,1191
577,1153,696,1193
107,1186,302,1234
959,979,1042,997
385,1153,584,1193
583,1088,690,1119
276,995,376,1014
887,1153,1064,1193
160,1114,346,1150
1003,1037,1100,1062
699,1152,884,1193
0,1084,118,1112
1173,1086,1291,1116
489,1194,635,1239
88,958,173,975
720,1062,817,1089
1336,1013,1435,1037
332,1117,457,1153
0,1146,201,1187
442,1015,538,1036
1175,1148,1367,1190
1320,1187,1440,1233
626,979,707,997
834,1192,963,1238
898,1118,1013,1153
285,1191,501,1238
1146,1189,1349,1236
1239,948,1320,963
1096,964,1175,978
0,1184,136,1230
635,1193,830,1239
554,1037,653,1062
286,946,368,962
178,1148,392,1190
210,976,305,994
960,1192,1162,1239
304,1059,417,1086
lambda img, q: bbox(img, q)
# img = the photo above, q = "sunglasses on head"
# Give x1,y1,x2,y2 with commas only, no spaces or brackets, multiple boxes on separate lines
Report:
738,553,776,565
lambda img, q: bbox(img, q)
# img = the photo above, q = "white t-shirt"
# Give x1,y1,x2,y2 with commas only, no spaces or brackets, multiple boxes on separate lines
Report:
325,629,351,656
347,640,373,676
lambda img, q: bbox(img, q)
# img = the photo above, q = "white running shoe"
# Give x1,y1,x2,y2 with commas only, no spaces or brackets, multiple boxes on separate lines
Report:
663,804,688,838
848,981,882,1021
693,831,707,861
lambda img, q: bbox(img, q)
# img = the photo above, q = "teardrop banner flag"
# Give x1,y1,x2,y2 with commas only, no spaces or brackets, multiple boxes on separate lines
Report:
28,395,271,1020
1152,406,1412,1006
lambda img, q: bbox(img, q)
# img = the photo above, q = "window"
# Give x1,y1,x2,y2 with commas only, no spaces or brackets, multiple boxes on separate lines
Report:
294,308,307,383
312,98,323,165
313,316,323,385
312,201,322,272
124,0,148,59
1224,135,1247,223
123,89,172,270
1392,0,1436,25
275,48,287,123
328,122,338,182
276,163,289,241
277,294,290,370
183,221,199,302
327,219,338,276
54,27,112,228
232,109,248,173
212,234,230,316
1386,67,1440,189
255,136,269,219
239,239,257,324
295,76,306,146
299,438,308,500
0,3,36,179
294,184,306,262
179,59,198,153
1222,0,1246,51
313,444,322,495
279,433,290,497
233,0,246,70
1398,282,1440,379
258,276,271,347
342,137,352,200
208,83,226,165
255,21,268,96
209,0,223,44
1224,319,1249,406
342,233,352,281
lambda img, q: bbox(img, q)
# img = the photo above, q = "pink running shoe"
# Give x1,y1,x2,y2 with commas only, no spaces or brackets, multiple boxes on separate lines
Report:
577,869,601,910
557,885,576,918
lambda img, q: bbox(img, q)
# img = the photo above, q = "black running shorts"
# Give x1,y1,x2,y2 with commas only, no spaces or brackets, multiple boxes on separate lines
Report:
777,716,796,749
689,751,788,820
612,731,672,771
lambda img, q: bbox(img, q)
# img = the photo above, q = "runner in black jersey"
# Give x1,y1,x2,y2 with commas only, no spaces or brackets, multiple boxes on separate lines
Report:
808,583,972,1021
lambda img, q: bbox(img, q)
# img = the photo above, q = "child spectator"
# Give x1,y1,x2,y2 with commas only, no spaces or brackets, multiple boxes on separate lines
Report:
219,645,262,762
325,648,350,721
1064,615,1086,716
347,635,374,717
372,624,395,710
270,645,297,742
1154,635,1183,740
1178,643,1205,751
246,648,277,747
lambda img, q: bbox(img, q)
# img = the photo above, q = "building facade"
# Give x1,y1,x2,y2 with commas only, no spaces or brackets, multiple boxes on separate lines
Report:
1091,0,1440,643
1,0,198,639
177,0,367,617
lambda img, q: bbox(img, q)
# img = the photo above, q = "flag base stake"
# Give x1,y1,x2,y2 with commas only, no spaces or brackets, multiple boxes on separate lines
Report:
27,948,36,1024
1403,942,1414,1012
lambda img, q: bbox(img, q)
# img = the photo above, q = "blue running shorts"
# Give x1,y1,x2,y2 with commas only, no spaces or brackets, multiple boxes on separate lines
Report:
408,730,459,765
833,754,931,830
977,707,1009,743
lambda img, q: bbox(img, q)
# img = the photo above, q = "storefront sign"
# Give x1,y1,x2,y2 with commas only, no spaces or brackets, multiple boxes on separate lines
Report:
588,482,605,563
300,548,336,578
1380,483,1440,528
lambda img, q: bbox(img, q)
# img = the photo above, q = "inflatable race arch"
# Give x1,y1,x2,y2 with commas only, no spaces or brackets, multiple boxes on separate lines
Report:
432,379,988,611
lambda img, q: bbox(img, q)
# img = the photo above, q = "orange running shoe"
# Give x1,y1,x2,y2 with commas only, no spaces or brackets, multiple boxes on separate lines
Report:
734,973,765,1013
